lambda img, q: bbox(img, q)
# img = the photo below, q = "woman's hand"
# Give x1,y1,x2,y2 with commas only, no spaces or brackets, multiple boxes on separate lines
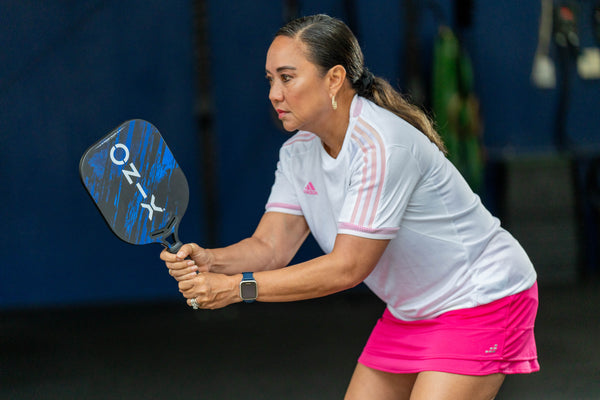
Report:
179,272,240,310
160,243,213,281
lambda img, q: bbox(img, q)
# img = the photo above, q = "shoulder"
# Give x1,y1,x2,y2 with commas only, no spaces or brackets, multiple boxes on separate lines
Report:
349,97,444,176
348,98,416,155
355,97,442,154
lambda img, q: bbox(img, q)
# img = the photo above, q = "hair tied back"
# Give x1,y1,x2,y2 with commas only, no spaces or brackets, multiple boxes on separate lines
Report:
356,68,375,96
360,69,374,88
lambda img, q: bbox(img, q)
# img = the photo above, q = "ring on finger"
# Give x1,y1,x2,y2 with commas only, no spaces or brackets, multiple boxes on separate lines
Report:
190,298,199,310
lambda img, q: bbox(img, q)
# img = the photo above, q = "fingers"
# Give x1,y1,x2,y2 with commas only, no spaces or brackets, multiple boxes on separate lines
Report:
180,276,204,306
175,243,199,261
178,278,193,291
161,243,209,282
178,273,234,310
160,243,195,262
161,244,211,268
168,264,198,281
181,244,214,270
161,244,227,309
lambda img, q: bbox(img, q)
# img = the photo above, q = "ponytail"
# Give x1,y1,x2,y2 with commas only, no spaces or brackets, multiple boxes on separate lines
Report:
354,70,447,154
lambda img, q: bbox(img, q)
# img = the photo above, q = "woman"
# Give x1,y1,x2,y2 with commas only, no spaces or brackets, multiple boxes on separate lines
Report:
161,14,539,399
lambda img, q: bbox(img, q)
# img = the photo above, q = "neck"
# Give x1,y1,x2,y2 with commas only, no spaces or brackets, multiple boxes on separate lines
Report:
318,91,355,159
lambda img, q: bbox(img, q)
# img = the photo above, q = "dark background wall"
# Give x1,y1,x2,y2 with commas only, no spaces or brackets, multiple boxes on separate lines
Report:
1,0,599,309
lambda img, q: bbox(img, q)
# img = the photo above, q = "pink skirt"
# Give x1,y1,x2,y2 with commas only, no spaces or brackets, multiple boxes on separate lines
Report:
358,282,540,376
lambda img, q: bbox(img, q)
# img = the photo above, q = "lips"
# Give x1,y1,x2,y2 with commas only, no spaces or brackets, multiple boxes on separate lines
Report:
276,109,288,119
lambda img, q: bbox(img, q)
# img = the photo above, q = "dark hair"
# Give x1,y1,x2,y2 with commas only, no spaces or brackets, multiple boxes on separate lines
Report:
276,14,446,153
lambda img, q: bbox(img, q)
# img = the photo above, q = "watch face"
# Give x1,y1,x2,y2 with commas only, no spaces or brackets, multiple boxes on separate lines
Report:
240,281,257,300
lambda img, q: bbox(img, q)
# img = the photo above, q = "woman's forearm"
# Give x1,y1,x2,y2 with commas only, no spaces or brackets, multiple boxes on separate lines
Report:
249,235,390,303
252,254,360,302
208,212,310,275
208,236,283,275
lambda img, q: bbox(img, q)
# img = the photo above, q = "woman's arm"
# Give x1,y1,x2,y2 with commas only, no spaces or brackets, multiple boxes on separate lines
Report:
176,233,389,309
211,211,311,274
251,233,389,302
160,211,310,278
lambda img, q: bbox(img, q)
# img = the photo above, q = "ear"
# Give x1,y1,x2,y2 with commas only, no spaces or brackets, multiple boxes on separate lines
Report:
326,65,347,94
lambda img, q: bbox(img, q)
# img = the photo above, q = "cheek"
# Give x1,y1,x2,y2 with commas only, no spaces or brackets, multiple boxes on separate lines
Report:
283,90,306,120
289,84,325,117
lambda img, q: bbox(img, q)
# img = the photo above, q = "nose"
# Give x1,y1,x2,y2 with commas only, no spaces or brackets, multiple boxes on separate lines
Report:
269,82,283,104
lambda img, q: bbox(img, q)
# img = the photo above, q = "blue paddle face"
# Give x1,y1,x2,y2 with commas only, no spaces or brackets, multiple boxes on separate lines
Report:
80,119,188,251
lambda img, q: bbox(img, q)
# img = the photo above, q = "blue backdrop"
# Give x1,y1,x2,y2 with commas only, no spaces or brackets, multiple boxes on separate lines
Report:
1,0,599,309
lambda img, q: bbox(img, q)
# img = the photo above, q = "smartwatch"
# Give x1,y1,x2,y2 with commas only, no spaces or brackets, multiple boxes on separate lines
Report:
239,272,257,303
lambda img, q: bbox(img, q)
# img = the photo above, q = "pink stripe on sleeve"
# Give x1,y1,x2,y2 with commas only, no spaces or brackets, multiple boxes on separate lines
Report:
266,202,302,212
338,222,398,236
350,131,370,224
349,119,386,228
363,121,386,227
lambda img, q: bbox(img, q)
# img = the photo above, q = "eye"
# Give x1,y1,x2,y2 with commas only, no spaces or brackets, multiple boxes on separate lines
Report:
265,75,273,86
281,74,292,83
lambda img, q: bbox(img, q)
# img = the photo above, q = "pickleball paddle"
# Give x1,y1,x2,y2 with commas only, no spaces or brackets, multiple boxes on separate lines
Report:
79,119,189,253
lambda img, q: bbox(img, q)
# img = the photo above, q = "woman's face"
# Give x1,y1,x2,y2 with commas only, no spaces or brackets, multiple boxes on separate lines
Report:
265,36,331,133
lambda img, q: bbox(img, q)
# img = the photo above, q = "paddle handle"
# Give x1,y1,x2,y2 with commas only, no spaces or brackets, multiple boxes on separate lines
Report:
151,216,184,254
167,240,184,254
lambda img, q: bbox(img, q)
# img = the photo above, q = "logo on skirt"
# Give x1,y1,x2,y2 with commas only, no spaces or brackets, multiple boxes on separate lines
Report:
485,344,498,354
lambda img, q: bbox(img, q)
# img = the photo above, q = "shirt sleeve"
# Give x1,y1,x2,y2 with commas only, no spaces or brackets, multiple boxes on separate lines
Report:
265,158,303,216
338,145,422,239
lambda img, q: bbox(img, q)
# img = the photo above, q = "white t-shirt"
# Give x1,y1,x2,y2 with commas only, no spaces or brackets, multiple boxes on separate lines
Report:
266,95,536,321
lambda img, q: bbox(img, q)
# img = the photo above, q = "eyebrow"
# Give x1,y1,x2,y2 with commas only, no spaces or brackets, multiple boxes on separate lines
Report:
265,66,297,74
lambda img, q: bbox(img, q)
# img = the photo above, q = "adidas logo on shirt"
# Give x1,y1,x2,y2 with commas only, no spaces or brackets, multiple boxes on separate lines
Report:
303,182,318,195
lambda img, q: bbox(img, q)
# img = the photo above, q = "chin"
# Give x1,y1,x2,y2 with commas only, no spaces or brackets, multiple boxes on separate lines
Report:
282,122,300,133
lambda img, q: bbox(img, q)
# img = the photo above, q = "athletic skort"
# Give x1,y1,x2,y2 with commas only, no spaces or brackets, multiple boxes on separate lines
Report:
358,282,540,375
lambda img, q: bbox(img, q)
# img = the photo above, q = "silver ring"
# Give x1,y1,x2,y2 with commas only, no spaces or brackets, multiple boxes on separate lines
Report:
190,298,199,310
